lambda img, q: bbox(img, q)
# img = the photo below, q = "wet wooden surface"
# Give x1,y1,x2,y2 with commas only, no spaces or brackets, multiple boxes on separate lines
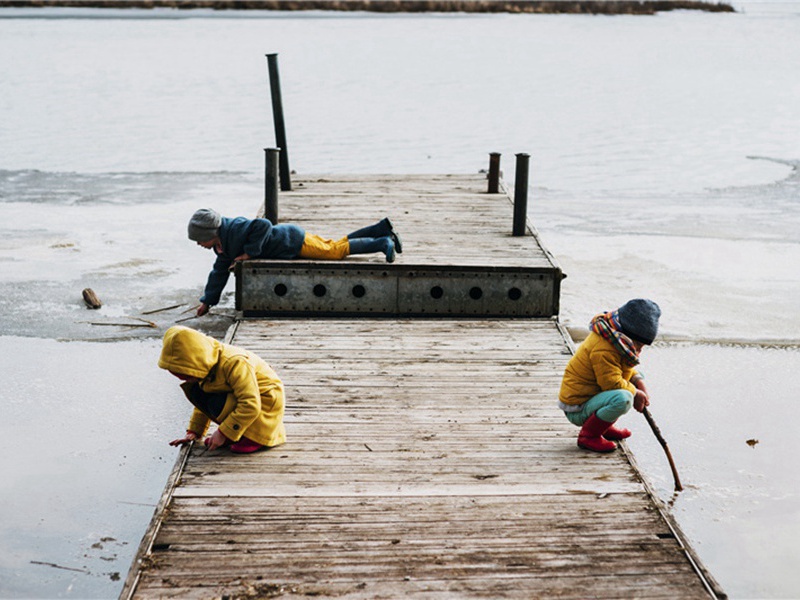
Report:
260,173,558,270
0,0,736,14
125,318,719,599
122,173,721,599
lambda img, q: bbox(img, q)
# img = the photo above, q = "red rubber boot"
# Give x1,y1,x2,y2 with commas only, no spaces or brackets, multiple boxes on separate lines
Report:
603,423,632,441
577,414,618,453
229,436,265,454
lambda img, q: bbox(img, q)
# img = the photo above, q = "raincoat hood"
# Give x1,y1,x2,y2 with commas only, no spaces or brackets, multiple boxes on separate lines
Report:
158,326,221,380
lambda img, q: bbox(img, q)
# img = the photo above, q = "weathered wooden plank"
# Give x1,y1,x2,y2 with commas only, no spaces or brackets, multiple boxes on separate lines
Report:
240,174,561,317
123,174,721,599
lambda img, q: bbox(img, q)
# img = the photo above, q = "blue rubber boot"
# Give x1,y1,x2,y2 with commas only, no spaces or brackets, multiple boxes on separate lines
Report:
348,218,402,254
348,237,395,263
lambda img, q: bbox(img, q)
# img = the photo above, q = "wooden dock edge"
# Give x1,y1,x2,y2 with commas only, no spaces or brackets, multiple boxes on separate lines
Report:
119,439,191,600
0,0,736,14
506,177,565,316
119,321,242,600
623,440,728,600
554,319,727,600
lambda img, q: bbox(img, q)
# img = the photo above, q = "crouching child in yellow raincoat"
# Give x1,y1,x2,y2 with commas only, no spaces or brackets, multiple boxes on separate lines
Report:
558,299,661,453
158,326,286,454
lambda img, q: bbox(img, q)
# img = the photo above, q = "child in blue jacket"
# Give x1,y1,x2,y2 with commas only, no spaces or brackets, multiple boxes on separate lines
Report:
188,208,402,317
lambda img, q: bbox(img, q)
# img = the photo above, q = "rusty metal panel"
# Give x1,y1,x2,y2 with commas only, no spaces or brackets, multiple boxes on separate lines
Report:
239,265,397,315
397,269,555,317
237,262,559,317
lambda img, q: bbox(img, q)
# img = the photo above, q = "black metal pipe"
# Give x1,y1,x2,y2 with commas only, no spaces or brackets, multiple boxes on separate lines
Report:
264,147,280,223
266,53,291,191
487,152,501,194
512,153,530,236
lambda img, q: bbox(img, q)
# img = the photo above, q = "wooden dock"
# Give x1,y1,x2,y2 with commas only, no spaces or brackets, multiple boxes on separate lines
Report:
235,174,561,318
0,0,736,15
122,174,724,599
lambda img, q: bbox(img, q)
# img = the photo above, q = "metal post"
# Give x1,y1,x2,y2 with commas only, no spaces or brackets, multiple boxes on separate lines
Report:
266,53,291,191
264,147,280,223
512,153,530,236
487,152,501,194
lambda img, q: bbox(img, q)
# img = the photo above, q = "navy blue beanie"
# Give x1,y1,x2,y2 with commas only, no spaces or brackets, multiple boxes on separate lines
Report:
617,299,661,345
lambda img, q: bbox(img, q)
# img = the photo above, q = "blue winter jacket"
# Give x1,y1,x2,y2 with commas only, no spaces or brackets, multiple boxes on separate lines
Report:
200,216,306,306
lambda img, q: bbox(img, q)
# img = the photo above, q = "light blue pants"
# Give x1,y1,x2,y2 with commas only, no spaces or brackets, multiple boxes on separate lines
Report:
565,389,634,427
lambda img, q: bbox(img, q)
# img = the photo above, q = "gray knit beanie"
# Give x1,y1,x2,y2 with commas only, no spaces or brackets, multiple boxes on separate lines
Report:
187,209,222,242
617,298,661,345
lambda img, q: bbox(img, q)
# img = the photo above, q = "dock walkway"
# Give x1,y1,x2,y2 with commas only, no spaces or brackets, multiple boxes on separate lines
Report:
0,0,736,15
122,174,723,599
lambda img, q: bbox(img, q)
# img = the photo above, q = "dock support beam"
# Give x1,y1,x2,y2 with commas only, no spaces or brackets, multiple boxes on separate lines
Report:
512,153,530,236
264,147,280,223
488,152,501,193
266,53,291,191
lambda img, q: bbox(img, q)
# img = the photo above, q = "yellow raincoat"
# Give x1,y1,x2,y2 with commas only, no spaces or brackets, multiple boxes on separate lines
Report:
158,326,285,447
558,332,639,407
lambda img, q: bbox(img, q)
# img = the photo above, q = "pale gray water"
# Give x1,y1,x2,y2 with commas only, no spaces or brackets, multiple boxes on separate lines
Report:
1,4,799,598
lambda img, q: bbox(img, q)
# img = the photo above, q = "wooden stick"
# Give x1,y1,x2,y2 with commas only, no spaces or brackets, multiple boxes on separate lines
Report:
87,321,156,329
132,317,157,327
141,303,184,315
30,560,89,574
642,407,683,492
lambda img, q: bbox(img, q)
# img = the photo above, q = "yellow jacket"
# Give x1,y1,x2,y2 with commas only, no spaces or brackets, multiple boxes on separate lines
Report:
159,326,285,447
559,332,639,406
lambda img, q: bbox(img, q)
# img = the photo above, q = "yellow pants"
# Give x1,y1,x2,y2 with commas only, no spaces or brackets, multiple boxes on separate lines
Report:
298,233,350,260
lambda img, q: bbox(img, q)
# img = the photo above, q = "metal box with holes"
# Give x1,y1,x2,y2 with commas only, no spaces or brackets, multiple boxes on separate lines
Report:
235,262,562,317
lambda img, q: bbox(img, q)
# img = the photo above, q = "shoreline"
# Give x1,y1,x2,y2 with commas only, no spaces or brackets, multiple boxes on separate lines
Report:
0,0,736,14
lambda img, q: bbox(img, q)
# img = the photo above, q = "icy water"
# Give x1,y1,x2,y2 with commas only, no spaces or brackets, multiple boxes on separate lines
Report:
1,4,799,598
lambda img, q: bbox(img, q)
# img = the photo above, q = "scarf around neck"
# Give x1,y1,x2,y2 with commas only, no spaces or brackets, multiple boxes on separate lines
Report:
590,310,640,366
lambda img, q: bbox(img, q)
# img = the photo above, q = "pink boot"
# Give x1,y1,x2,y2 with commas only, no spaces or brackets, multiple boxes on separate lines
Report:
229,436,265,454
603,423,632,441
577,414,618,453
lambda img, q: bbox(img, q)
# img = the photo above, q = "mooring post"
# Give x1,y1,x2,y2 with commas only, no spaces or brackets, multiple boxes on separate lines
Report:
264,147,280,223
512,153,530,236
487,152,501,194
266,53,291,192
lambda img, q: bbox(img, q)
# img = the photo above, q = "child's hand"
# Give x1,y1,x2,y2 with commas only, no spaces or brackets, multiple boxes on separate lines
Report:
204,429,229,451
633,389,650,413
233,253,251,262
169,430,199,447
196,303,210,317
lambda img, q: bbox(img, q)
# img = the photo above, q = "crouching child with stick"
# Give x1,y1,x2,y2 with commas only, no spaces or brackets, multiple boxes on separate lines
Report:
159,325,286,454
558,299,661,453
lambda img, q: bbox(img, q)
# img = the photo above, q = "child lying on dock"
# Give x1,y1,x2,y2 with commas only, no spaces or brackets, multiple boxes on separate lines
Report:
188,208,403,317
159,325,285,454
558,299,661,453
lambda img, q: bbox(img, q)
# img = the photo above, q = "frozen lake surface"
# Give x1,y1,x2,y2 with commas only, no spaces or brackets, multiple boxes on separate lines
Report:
1,3,799,597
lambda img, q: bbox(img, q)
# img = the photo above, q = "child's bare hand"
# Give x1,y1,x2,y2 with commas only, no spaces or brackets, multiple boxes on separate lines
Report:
196,303,210,317
169,431,199,447
233,253,251,262
633,389,650,413
204,429,229,451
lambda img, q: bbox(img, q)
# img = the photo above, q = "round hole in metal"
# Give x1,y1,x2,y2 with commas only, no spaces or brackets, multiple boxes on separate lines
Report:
430,286,444,299
313,284,327,297
469,287,483,300
352,284,366,298
508,287,522,301
274,283,288,297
